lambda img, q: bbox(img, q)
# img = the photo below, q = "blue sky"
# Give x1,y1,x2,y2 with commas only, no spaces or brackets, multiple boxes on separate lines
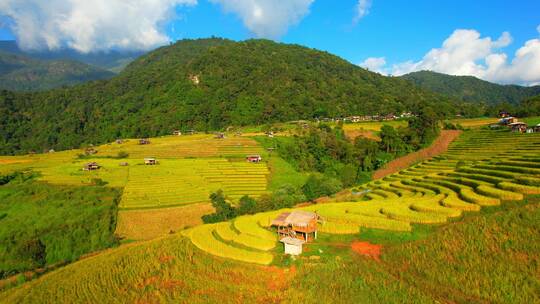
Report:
1,0,539,84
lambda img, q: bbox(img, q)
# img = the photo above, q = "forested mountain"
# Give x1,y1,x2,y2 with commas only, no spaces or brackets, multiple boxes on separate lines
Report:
0,41,143,73
0,51,114,91
0,38,466,155
402,71,540,105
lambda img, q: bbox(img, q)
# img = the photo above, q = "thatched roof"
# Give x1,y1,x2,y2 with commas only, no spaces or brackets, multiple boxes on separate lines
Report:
272,211,318,228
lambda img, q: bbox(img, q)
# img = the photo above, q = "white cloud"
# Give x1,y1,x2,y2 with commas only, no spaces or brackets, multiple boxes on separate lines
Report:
210,0,314,39
360,57,387,74
353,0,372,24
365,27,540,86
0,0,196,53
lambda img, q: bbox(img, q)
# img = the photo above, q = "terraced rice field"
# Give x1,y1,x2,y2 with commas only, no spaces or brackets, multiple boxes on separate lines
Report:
0,134,271,208
96,134,264,158
183,129,540,265
120,159,269,209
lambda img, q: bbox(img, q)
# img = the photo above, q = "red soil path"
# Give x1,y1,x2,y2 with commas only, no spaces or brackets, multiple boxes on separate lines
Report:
351,241,382,261
372,130,462,180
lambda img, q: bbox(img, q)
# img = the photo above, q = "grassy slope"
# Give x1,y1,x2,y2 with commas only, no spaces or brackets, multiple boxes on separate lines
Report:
286,198,540,303
2,198,538,303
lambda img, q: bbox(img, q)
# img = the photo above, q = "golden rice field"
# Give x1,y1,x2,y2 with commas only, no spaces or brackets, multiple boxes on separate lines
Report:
182,129,540,265
0,135,271,210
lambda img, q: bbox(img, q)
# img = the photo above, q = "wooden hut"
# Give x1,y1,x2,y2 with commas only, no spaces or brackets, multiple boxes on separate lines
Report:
534,124,540,133
116,139,124,144
119,162,129,166
144,158,158,165
272,211,319,242
83,162,100,171
139,138,151,145
509,122,527,133
173,130,182,136
215,132,225,139
246,155,262,163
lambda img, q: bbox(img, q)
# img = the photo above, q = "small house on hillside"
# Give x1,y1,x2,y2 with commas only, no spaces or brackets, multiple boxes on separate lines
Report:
119,162,129,166
144,158,158,165
139,138,151,145
500,117,518,125
272,211,319,242
534,124,540,133
83,162,100,171
509,122,527,133
116,139,124,144
173,130,182,136
246,155,262,163
215,132,225,139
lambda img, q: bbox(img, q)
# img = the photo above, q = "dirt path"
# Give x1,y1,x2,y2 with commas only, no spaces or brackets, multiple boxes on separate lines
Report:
372,130,462,180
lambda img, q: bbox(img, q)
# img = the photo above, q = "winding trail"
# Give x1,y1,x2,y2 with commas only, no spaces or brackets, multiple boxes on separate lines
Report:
372,130,462,180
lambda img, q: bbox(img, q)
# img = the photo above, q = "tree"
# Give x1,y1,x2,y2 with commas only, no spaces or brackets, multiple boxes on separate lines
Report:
237,195,257,215
202,190,237,223
302,173,342,201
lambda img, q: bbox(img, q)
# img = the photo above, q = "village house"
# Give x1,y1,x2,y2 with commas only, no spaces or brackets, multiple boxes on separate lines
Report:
509,122,527,133
139,138,151,145
83,162,100,171
272,211,320,255
499,117,518,125
144,158,158,165
246,155,262,163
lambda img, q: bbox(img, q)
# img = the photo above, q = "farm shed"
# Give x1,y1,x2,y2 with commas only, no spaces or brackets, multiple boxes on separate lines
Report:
509,122,527,133
272,211,319,242
173,130,182,136
83,162,100,171
144,158,158,165
215,132,225,139
534,124,540,133
139,138,151,145
119,162,129,166
246,155,262,163
116,139,124,144
280,237,305,255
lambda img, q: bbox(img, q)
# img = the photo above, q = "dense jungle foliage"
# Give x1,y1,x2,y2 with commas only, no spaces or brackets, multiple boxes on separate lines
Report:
1,38,468,155
0,173,121,279
402,70,540,107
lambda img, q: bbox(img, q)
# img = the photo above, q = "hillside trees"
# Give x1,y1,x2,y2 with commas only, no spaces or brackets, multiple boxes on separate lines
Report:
0,38,464,155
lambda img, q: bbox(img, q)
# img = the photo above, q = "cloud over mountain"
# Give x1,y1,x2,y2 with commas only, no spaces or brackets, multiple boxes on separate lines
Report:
362,26,540,86
0,0,196,53
210,0,314,39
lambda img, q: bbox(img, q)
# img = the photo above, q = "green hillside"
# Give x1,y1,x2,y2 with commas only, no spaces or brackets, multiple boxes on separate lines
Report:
0,38,466,155
402,70,540,105
0,41,143,73
0,51,114,92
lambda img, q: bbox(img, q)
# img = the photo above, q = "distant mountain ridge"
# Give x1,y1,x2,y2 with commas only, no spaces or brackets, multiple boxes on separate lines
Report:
0,41,144,73
0,51,115,92
401,71,540,105
0,38,468,154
